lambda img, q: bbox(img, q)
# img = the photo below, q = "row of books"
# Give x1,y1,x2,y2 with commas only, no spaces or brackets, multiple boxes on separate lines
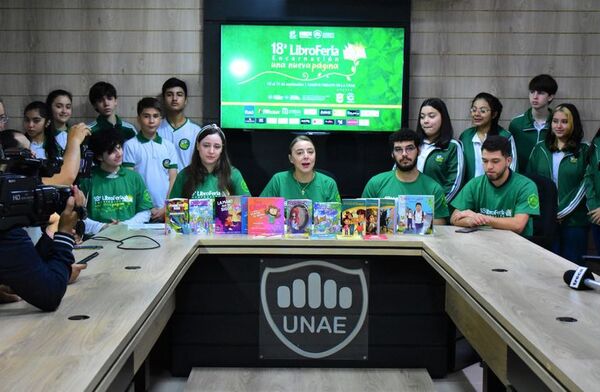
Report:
165,195,435,237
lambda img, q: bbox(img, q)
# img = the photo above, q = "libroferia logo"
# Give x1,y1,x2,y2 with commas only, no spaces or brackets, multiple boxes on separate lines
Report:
260,260,368,359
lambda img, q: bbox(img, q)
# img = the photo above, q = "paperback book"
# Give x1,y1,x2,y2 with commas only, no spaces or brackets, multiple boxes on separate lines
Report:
189,198,214,235
165,198,189,234
215,196,244,234
285,199,313,237
340,198,367,238
365,198,380,235
247,197,285,235
378,197,397,234
397,195,435,235
312,201,341,238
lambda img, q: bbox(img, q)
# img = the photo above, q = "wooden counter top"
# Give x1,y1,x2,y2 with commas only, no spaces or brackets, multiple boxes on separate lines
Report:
0,225,596,391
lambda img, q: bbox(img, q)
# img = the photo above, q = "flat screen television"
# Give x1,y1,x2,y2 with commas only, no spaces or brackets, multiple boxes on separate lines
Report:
220,24,406,132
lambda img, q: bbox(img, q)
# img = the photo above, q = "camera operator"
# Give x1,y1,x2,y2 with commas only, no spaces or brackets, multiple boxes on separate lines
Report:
0,130,87,311
42,122,91,186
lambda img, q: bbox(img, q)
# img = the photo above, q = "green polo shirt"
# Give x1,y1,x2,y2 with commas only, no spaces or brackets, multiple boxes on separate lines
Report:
169,166,251,199
88,114,137,141
508,108,552,172
79,166,153,223
361,170,449,219
260,170,341,202
451,171,540,236
527,141,589,227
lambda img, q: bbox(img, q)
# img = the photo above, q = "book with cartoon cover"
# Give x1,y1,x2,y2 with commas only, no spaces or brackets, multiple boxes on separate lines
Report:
189,198,213,235
379,197,397,234
165,198,189,234
397,195,435,235
215,196,244,234
285,199,313,237
247,197,285,235
312,202,341,238
340,198,367,238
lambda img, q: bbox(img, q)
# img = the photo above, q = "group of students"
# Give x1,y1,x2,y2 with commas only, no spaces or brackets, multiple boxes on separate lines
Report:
1,73,598,267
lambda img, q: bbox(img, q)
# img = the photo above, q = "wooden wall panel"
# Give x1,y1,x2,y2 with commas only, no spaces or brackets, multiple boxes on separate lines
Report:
410,0,600,140
0,0,202,127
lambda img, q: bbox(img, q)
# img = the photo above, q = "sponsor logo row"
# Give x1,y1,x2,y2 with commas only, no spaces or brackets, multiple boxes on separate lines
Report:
245,117,370,126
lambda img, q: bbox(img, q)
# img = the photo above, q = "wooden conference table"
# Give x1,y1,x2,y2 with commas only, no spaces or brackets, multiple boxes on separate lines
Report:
0,225,598,391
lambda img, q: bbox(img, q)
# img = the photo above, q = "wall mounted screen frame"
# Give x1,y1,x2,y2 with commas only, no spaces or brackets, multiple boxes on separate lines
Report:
220,24,406,133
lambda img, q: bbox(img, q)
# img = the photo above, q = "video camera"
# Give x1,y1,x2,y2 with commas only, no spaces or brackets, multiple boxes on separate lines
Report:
0,147,76,231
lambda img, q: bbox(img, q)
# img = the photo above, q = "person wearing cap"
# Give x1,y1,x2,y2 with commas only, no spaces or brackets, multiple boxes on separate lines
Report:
169,124,250,199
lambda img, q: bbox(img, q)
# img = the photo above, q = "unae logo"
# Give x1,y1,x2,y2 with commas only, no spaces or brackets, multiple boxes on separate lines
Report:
260,260,368,359
162,159,171,169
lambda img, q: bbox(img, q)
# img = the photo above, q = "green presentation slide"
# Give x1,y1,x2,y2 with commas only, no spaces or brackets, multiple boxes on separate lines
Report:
221,25,404,132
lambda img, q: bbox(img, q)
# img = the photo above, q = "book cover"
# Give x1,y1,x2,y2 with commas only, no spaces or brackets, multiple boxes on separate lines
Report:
165,198,189,234
312,201,341,237
397,195,435,235
365,198,380,235
189,198,214,235
285,199,313,237
241,195,249,234
379,197,397,234
215,196,244,234
247,197,285,235
340,198,367,238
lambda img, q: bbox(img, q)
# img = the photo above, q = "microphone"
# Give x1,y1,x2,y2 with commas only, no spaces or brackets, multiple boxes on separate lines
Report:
563,267,600,290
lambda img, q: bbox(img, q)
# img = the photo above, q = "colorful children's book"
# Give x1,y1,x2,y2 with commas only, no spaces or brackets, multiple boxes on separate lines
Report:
365,198,380,235
241,195,249,234
379,197,397,234
165,198,189,234
247,197,285,235
189,198,214,235
215,196,244,234
312,201,341,238
340,198,367,238
397,195,435,235
285,199,313,237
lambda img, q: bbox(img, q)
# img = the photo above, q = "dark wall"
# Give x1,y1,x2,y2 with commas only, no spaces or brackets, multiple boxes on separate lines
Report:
203,0,411,198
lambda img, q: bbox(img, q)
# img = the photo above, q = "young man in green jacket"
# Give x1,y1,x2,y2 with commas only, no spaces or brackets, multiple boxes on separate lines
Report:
508,74,557,172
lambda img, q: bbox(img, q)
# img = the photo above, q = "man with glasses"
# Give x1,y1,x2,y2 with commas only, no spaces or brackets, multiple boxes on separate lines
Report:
0,98,8,131
362,128,449,225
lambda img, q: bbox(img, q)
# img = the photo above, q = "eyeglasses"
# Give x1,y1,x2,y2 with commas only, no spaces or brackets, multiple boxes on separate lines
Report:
0,114,8,124
470,107,491,115
393,145,417,155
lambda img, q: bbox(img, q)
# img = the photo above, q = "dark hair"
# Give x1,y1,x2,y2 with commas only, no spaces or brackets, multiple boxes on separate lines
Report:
529,74,558,96
289,135,314,154
389,128,421,152
88,81,117,107
137,97,163,116
482,135,512,158
162,77,188,98
23,101,60,160
471,92,503,136
0,129,27,150
88,128,124,163
546,103,584,155
46,89,73,108
415,98,454,149
182,124,234,198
